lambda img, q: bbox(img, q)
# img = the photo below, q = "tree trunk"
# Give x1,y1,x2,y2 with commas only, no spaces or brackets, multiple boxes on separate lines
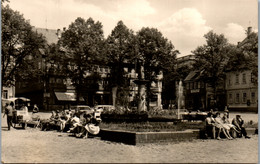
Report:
146,83,151,111
112,86,117,107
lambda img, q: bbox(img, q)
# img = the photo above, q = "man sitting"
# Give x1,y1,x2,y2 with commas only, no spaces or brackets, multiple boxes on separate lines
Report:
232,115,250,139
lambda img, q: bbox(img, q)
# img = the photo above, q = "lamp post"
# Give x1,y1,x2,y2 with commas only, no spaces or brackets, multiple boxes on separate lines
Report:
42,50,50,111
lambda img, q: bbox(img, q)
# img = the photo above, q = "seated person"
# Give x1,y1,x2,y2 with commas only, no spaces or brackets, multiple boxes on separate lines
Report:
232,115,250,139
214,112,233,140
41,111,56,131
222,112,239,134
44,110,63,131
205,112,216,139
76,113,95,138
59,110,69,132
67,115,80,133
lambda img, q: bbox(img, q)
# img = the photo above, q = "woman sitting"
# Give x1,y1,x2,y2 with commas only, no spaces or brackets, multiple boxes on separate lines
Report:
76,113,100,138
67,114,80,133
222,112,239,134
41,111,56,131
214,112,233,140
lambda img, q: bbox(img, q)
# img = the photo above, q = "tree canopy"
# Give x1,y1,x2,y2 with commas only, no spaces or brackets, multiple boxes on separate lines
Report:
192,31,232,98
1,4,46,87
105,20,136,87
226,32,258,84
136,27,178,110
58,17,105,103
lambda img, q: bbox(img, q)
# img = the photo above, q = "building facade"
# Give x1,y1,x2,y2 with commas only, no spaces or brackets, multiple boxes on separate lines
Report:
225,70,258,112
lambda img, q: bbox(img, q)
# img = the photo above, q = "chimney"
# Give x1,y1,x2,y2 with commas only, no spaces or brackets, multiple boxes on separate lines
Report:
247,26,252,36
237,42,241,47
56,29,61,38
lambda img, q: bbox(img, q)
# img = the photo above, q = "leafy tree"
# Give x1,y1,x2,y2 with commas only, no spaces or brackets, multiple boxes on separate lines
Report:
58,17,105,104
192,30,232,101
227,32,258,84
105,20,136,106
136,27,178,110
1,4,46,88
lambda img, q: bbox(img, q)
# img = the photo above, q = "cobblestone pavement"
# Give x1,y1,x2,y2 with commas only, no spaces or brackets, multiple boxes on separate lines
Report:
1,116,258,163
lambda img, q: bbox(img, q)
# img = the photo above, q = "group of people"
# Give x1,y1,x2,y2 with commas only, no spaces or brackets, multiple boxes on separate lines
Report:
41,108,100,138
205,109,251,140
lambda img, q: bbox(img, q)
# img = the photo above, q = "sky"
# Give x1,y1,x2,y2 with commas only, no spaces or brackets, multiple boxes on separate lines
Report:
7,0,258,57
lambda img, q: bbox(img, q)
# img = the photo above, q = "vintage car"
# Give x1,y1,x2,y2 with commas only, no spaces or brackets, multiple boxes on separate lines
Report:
71,105,94,114
70,105,101,122
94,105,115,113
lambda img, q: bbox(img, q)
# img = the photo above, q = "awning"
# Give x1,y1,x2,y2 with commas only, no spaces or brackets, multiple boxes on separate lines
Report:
55,92,76,101
2,97,30,102
55,92,84,101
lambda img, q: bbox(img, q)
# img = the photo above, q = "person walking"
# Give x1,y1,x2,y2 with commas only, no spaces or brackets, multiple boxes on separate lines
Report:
3,102,14,130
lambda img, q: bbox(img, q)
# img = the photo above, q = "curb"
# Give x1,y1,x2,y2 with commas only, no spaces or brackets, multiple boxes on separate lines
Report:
99,128,257,145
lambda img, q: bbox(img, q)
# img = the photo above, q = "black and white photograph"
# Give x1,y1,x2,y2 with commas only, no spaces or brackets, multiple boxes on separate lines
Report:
1,0,258,163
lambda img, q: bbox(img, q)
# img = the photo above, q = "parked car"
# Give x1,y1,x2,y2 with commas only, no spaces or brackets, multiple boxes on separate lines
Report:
71,105,101,122
94,105,115,113
71,105,94,114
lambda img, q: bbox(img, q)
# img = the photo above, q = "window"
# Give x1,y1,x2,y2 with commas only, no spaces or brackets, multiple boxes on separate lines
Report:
2,90,8,99
194,82,198,89
229,93,233,103
235,74,239,84
251,73,255,83
191,82,194,89
200,81,204,88
186,83,190,90
236,93,240,103
251,92,256,103
228,78,231,85
242,93,247,103
242,73,246,84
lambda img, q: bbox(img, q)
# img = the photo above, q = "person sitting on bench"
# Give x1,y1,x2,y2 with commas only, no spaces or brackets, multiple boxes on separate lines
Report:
205,112,222,139
214,112,233,140
232,115,250,139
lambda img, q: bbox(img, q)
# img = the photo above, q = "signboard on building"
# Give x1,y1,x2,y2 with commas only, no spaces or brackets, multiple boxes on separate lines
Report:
191,89,200,93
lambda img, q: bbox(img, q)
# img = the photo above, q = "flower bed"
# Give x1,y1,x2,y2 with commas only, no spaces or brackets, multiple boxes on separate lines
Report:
99,121,205,132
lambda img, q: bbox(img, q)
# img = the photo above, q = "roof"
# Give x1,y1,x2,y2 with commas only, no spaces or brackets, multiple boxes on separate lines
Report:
184,71,197,81
32,27,59,44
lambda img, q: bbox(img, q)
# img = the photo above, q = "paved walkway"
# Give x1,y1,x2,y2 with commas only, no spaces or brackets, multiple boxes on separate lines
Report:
1,120,258,163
